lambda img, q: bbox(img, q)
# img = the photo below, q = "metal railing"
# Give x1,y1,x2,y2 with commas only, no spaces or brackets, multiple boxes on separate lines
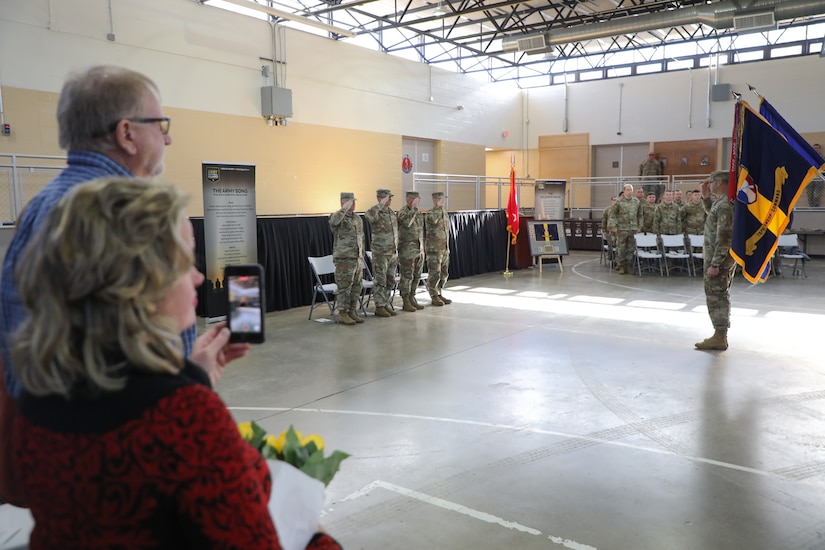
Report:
0,154,67,224
413,172,536,211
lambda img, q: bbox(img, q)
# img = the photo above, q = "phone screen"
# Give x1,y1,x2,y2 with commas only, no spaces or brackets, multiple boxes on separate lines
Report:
226,265,265,343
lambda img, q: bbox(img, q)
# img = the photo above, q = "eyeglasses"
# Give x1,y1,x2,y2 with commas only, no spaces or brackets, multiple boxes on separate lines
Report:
108,117,171,135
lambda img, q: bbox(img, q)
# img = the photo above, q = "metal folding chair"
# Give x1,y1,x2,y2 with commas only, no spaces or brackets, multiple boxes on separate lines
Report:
307,255,338,320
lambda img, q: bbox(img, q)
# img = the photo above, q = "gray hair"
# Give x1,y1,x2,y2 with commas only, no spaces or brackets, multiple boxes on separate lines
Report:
57,65,160,152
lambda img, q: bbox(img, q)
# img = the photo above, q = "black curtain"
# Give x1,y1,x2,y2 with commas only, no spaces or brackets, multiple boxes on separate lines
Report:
192,209,507,315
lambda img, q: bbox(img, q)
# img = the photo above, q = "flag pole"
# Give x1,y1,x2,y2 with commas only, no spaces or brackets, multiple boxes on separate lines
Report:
503,229,513,276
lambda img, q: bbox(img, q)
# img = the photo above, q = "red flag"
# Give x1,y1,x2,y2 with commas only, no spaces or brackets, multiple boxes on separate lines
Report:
506,163,519,244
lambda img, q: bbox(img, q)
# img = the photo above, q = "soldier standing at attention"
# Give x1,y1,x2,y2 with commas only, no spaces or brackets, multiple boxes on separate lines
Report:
397,191,426,312
807,143,824,207
641,193,656,234
653,190,682,237
329,192,365,326
608,184,643,275
365,189,399,318
639,151,663,202
695,170,735,351
425,191,451,306
681,190,707,235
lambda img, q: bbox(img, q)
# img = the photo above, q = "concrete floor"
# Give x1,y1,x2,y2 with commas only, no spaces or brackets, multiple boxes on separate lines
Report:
3,250,825,549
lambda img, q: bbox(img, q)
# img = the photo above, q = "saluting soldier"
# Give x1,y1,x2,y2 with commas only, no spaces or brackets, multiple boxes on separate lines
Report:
365,188,399,318
397,190,426,312
329,192,365,325
425,191,451,305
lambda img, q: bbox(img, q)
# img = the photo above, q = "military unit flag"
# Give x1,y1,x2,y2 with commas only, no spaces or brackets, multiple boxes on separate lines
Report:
730,101,822,283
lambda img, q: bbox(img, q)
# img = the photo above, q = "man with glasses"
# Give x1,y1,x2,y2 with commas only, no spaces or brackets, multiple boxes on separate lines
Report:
0,65,247,400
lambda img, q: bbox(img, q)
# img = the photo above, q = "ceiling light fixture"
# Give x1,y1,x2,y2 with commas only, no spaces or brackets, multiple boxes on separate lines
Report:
432,1,448,17
212,0,356,37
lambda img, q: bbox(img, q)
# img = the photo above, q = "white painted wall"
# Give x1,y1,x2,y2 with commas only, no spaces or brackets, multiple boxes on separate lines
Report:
1,0,823,150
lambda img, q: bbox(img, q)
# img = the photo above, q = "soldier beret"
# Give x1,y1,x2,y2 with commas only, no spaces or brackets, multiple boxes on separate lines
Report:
376,188,394,198
406,191,420,198
340,192,356,200
432,191,446,199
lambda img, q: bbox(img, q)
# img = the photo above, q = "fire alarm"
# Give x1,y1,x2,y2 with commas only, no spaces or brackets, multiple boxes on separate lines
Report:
1,124,9,136
502,130,509,138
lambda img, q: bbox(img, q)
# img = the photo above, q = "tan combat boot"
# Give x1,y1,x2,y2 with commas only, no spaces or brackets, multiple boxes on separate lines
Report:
430,294,444,306
411,294,425,310
402,294,417,312
694,330,728,350
374,305,391,317
438,294,452,305
348,310,364,323
387,305,398,316
338,310,356,325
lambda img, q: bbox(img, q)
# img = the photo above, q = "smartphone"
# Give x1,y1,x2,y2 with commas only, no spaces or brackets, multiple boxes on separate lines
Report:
225,263,265,343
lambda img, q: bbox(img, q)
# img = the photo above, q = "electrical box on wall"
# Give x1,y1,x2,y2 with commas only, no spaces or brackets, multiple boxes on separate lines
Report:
261,86,293,117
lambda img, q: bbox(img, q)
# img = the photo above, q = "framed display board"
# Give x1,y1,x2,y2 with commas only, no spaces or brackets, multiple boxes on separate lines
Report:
534,179,566,220
526,220,569,257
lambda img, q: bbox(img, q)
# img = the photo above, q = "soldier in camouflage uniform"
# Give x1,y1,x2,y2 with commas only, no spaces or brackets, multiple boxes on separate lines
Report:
365,188,399,318
607,184,643,275
425,191,451,305
397,190,426,312
329,192,365,326
680,190,706,235
696,170,735,351
653,191,682,236
639,151,663,202
673,189,685,207
641,193,656,234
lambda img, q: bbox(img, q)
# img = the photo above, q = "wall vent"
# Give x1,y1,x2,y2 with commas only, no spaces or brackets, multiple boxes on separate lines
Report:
516,35,547,52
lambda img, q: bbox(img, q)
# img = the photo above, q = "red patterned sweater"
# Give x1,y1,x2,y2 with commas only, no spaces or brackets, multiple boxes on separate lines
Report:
14,361,341,550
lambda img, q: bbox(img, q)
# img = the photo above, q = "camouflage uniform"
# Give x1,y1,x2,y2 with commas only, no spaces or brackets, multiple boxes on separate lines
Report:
329,192,364,319
425,192,450,300
702,194,735,330
653,202,682,235
640,202,655,233
600,204,614,235
365,189,398,311
681,202,707,235
397,191,425,306
607,196,642,272
639,158,663,202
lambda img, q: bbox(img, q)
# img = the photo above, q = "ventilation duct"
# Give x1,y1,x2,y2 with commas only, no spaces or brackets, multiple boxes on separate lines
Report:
502,33,548,52
501,0,824,51
733,11,777,32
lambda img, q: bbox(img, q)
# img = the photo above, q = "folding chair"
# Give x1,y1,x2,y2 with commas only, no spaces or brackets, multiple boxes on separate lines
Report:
777,233,808,278
359,257,375,314
687,234,704,276
634,233,665,276
661,234,692,276
307,255,337,320
600,233,615,269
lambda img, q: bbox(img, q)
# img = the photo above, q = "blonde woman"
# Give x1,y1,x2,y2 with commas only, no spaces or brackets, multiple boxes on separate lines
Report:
12,178,341,549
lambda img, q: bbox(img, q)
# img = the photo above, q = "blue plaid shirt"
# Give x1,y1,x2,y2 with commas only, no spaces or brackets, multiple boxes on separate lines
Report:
0,151,196,398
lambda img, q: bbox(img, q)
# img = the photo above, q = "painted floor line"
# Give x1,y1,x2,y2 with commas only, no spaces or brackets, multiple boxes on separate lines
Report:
229,406,776,478
338,479,597,550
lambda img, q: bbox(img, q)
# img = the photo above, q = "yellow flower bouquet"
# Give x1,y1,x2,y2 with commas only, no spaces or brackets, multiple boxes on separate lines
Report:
238,421,349,487
238,422,349,550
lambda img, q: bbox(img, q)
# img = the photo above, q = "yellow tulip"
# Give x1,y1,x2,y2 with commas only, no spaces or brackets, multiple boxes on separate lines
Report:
266,432,287,454
237,422,253,441
301,434,325,452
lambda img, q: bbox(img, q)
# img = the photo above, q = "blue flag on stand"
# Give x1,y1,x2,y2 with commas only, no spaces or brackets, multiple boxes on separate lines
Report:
730,104,820,283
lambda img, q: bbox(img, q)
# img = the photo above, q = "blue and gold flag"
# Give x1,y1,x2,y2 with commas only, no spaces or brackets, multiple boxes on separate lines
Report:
759,98,825,170
730,103,819,283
